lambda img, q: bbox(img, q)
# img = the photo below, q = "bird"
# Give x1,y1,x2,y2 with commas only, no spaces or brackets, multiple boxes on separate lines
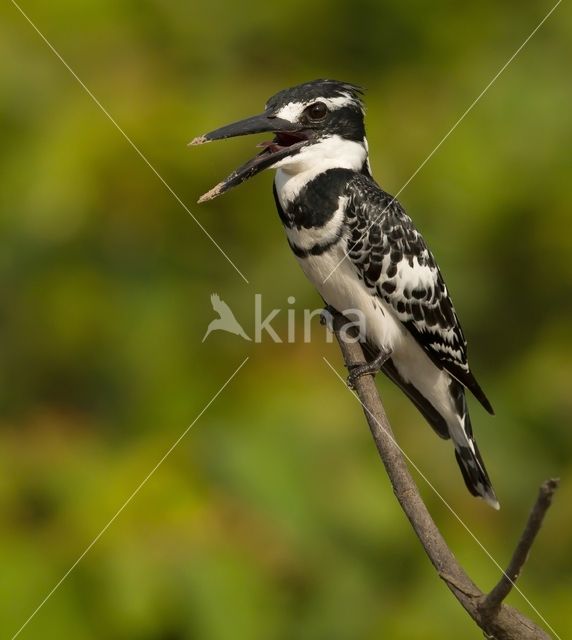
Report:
191,79,499,509
203,293,251,342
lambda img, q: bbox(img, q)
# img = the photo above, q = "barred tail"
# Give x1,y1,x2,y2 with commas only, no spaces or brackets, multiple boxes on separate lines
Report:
451,384,499,509
380,356,499,508
454,440,499,509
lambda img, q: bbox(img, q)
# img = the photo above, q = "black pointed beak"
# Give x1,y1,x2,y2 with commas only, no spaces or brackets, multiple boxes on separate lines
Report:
190,113,295,145
190,112,311,202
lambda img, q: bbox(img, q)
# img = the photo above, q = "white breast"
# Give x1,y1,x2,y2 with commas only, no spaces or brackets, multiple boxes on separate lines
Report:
296,241,405,351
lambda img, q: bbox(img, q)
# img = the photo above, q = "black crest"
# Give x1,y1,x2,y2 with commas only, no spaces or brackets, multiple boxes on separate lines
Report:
265,79,365,111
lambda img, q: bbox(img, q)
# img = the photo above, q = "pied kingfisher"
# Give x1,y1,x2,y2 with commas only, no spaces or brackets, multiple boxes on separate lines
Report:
191,79,498,509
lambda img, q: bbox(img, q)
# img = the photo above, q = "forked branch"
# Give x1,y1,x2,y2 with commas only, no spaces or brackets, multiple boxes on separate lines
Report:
330,310,558,640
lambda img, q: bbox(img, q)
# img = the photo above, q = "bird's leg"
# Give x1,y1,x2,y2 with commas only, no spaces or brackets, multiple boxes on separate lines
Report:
347,347,392,389
319,303,389,387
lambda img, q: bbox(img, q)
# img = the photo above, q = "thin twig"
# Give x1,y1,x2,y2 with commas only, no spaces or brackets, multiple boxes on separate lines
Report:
482,479,560,615
329,309,559,640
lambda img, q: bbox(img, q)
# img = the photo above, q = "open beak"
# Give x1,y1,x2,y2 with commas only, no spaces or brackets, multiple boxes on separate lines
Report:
190,112,311,203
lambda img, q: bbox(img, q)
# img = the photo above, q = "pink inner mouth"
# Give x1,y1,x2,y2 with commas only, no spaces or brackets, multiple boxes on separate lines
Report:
257,131,309,154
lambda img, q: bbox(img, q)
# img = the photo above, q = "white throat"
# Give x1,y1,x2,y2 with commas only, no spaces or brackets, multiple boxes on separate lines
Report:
273,135,367,209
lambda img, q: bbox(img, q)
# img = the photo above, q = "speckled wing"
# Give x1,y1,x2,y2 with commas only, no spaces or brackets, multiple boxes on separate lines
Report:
344,174,493,414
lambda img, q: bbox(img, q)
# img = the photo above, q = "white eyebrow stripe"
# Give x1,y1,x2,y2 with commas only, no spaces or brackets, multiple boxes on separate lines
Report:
321,95,354,109
274,95,358,123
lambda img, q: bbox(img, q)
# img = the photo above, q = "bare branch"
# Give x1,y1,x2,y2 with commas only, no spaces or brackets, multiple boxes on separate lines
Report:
482,479,560,614
329,310,558,640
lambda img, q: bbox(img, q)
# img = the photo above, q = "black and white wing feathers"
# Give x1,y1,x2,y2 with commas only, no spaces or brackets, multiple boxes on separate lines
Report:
344,174,493,415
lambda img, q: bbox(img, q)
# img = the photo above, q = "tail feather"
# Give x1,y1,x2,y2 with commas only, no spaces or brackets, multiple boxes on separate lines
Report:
450,384,499,509
454,442,499,509
377,348,499,509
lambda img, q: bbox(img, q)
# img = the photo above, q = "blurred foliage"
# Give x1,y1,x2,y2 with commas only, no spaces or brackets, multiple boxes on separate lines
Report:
1,0,571,638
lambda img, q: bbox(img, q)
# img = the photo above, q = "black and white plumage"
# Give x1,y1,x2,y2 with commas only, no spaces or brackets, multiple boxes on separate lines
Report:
192,79,499,509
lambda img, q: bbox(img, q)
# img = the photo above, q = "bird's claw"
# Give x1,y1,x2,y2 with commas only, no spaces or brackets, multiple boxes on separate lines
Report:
346,348,392,389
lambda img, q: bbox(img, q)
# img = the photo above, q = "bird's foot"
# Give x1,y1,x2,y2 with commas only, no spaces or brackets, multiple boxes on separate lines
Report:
347,347,392,389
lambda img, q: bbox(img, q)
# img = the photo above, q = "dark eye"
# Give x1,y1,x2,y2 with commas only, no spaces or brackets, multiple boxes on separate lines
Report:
305,102,328,121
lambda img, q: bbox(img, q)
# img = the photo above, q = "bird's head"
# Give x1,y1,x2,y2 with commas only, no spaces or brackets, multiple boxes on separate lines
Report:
191,79,368,203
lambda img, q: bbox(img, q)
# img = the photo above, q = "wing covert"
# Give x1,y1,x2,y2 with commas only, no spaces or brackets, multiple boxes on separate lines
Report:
343,174,493,414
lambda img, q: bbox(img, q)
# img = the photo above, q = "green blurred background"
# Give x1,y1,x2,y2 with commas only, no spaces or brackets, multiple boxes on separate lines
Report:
1,1,571,638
